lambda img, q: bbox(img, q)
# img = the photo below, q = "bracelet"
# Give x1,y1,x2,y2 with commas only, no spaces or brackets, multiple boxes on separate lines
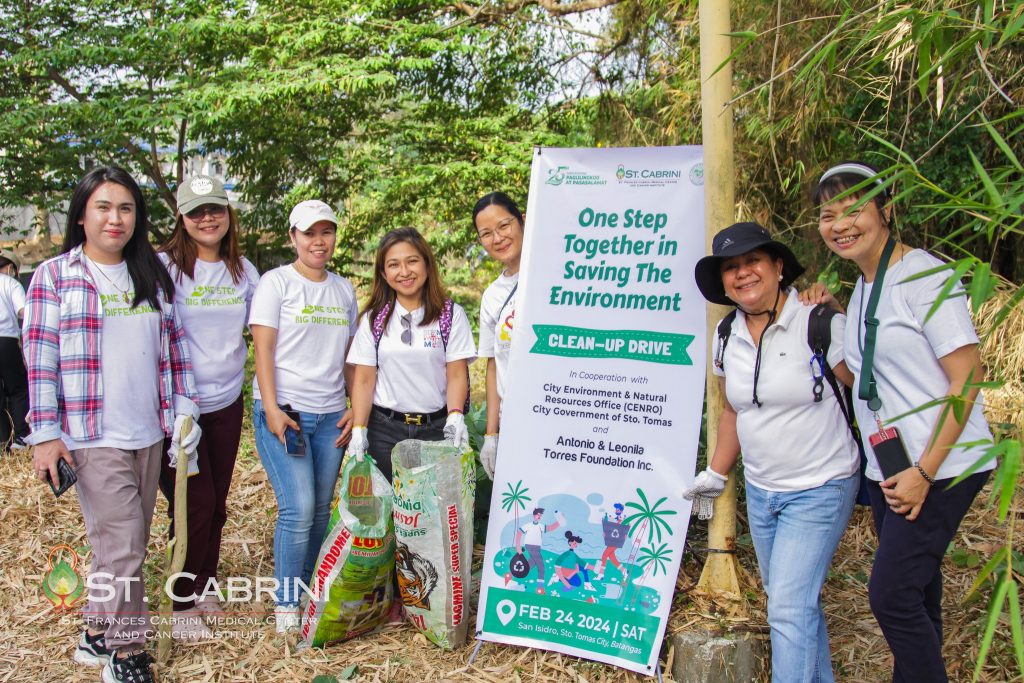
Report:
448,408,464,415
914,463,936,486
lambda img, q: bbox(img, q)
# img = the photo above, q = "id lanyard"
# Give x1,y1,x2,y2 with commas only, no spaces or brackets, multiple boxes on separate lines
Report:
857,237,897,432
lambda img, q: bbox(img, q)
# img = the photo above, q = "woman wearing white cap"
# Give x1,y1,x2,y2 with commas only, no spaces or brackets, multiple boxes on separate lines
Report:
248,199,358,632
814,161,995,682
156,174,260,638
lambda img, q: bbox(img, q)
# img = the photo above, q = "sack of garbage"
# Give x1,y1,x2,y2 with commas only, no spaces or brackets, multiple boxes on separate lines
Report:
301,456,395,647
392,440,475,649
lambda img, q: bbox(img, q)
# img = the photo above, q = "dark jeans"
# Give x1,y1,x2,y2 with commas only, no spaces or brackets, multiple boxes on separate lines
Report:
0,337,29,447
367,406,445,481
159,396,244,610
866,470,990,683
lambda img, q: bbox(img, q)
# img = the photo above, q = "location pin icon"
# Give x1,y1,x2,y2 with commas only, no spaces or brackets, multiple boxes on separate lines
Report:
496,599,516,626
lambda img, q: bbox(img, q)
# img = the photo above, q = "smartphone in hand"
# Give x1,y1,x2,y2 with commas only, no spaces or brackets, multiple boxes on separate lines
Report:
279,404,306,456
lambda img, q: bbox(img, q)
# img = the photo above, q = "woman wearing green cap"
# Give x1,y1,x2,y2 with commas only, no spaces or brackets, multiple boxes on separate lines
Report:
0,249,29,452
156,174,260,639
684,222,861,683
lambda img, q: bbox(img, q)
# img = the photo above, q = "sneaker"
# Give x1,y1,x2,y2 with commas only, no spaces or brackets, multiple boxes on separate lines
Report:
10,437,29,451
273,604,300,634
170,607,214,641
73,630,113,666
584,582,597,592
102,651,155,683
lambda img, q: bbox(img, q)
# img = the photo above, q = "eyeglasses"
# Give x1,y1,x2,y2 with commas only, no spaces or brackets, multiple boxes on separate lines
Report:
185,205,227,220
477,218,518,245
400,313,412,346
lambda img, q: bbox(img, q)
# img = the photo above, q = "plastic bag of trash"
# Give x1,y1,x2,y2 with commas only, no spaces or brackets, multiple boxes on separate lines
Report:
392,440,475,649
301,456,395,647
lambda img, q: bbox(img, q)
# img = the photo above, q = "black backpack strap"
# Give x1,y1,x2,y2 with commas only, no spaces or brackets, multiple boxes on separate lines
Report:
807,304,860,444
713,310,738,372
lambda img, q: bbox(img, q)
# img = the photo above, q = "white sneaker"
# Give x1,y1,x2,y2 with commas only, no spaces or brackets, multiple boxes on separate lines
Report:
584,582,597,592
274,605,300,634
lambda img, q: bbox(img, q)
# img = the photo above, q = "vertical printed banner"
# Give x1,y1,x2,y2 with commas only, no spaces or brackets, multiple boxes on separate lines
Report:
475,146,706,675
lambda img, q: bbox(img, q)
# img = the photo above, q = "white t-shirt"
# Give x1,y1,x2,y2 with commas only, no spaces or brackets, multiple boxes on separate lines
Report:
477,272,518,400
519,521,544,546
248,266,358,414
75,258,163,450
0,274,25,338
347,301,477,413
712,291,860,492
844,249,995,482
161,255,260,413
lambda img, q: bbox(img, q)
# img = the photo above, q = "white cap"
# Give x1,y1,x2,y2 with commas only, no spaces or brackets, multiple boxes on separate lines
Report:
288,200,338,232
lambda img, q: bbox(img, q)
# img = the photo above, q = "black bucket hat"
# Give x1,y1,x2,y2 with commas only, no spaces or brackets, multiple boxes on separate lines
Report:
694,222,805,305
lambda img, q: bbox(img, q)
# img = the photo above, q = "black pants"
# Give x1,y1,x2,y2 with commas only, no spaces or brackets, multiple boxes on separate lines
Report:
0,337,29,447
367,406,444,481
159,396,244,610
866,470,990,683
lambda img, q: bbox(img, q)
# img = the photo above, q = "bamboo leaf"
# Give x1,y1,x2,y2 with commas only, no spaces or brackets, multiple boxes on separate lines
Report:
968,262,997,314
964,545,1008,602
968,148,1005,210
975,578,1010,680
1009,581,1024,675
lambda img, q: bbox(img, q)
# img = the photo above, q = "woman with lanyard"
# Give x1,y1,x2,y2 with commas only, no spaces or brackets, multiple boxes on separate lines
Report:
156,174,260,639
0,249,29,452
684,222,860,683
472,192,524,478
24,166,200,683
347,227,476,481
249,200,358,633
814,161,995,682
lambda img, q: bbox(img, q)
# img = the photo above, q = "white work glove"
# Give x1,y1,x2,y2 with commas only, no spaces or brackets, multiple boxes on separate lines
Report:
682,468,728,520
443,412,469,449
480,434,498,479
168,414,202,477
349,426,368,461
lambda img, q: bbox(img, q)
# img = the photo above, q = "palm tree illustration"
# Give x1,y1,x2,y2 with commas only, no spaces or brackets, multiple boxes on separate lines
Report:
500,480,531,541
620,488,678,592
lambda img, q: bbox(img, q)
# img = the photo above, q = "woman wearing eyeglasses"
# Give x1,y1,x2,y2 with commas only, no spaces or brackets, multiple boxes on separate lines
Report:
248,200,358,632
346,227,476,482
471,192,525,480
156,175,260,639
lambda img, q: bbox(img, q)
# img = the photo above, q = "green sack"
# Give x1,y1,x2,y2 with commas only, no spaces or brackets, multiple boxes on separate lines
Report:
392,440,476,649
301,456,395,647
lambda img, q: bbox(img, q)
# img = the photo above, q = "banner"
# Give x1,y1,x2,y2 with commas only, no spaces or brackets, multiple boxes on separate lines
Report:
475,146,706,675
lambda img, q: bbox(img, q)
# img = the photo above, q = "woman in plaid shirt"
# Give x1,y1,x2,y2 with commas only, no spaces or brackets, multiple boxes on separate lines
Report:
24,166,200,683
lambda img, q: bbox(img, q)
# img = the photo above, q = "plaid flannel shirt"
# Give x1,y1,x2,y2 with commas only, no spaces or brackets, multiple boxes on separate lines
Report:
22,245,198,445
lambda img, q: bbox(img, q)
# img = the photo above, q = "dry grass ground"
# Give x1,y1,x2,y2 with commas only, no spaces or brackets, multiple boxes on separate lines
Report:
0,436,1016,682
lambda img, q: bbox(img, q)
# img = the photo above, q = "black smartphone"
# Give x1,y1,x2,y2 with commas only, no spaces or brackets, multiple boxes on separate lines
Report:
869,426,913,480
47,458,78,498
279,404,306,456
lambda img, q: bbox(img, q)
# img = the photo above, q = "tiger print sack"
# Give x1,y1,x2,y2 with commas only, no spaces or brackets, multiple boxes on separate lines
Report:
392,440,476,649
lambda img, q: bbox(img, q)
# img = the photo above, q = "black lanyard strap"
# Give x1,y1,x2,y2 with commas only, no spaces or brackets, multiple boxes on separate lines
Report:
858,237,897,412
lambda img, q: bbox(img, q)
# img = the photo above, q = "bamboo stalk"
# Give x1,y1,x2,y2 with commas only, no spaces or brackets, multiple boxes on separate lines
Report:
158,416,192,664
696,0,743,602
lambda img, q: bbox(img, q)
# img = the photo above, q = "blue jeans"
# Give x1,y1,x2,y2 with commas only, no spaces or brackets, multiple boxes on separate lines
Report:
746,474,858,683
253,400,344,606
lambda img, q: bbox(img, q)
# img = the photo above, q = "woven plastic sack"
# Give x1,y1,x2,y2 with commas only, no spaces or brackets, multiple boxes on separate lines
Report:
391,440,475,649
301,456,395,647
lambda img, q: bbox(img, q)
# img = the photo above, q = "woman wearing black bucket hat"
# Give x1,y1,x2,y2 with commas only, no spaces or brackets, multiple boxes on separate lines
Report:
683,221,861,683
